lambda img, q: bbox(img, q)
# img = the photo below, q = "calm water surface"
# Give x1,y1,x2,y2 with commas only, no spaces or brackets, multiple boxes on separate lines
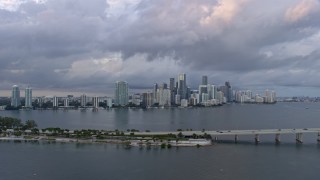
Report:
0,102,319,180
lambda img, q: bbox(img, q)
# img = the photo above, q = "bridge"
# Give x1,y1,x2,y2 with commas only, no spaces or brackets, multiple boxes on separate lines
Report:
127,128,320,144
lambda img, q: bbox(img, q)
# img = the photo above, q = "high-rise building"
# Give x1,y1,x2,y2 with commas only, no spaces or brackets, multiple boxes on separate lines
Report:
153,83,158,104
80,94,87,107
106,97,113,108
158,84,171,107
64,98,69,107
177,73,187,100
142,92,153,107
11,85,21,107
208,85,217,100
25,86,32,108
220,81,232,102
92,96,99,108
53,96,59,107
169,78,176,105
198,85,208,103
115,81,129,106
202,76,208,85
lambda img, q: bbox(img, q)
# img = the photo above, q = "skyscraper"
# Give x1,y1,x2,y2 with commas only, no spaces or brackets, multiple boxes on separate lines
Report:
92,96,99,108
202,76,208,85
64,98,69,107
53,96,59,108
198,85,208,103
25,86,32,108
158,83,171,107
153,83,158,104
177,73,187,100
115,81,129,106
220,81,232,102
80,94,87,107
11,85,21,107
169,78,176,105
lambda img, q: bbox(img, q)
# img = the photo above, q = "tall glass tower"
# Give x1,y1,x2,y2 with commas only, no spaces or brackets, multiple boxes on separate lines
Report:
25,86,32,108
11,85,21,107
115,81,129,106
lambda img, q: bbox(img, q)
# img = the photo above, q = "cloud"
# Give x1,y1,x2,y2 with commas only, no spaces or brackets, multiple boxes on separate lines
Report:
200,0,248,26
285,0,320,23
0,0,320,96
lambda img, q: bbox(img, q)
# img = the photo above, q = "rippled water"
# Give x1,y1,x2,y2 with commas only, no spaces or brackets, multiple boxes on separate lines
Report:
0,102,320,180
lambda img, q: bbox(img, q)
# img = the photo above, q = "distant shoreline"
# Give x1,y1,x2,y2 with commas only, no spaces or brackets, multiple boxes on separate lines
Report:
0,136,212,148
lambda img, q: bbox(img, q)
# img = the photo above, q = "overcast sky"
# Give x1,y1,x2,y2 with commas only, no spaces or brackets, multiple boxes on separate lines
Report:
0,0,320,97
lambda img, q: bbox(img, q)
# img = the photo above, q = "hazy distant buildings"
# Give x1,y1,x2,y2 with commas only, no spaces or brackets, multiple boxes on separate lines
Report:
115,81,129,106
80,94,87,107
142,92,153,107
157,83,171,107
25,86,32,108
202,75,208,85
64,98,69,107
11,85,21,107
220,81,232,102
92,96,99,108
53,96,59,107
177,73,187,100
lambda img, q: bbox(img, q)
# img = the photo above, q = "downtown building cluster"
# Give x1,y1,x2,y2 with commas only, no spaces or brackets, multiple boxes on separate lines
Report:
138,74,232,108
3,73,276,110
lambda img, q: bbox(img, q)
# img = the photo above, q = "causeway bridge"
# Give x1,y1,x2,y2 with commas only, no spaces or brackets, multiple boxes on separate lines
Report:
128,128,320,144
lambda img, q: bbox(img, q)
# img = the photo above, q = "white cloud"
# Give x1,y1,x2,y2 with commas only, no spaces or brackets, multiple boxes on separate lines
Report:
285,0,320,23
200,0,249,26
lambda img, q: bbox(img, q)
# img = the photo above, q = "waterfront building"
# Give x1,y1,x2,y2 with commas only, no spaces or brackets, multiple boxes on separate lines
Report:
25,86,32,108
115,81,129,106
201,93,209,105
180,99,188,107
207,85,217,100
199,85,208,103
80,94,87,107
169,78,176,105
190,97,198,106
92,96,99,108
106,97,113,108
11,85,21,107
202,75,208,85
216,91,224,104
220,81,232,102
53,96,59,107
64,98,69,107
177,73,187,100
255,94,264,103
175,94,181,105
153,83,158,104
265,89,276,103
158,84,171,107
142,92,153,107
132,94,141,106
37,97,44,108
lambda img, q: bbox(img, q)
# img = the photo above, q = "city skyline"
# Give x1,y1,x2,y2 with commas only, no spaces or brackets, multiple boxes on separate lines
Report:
1,1,320,97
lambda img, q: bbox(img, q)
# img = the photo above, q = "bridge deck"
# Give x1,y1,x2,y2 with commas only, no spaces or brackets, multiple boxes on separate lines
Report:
127,128,320,136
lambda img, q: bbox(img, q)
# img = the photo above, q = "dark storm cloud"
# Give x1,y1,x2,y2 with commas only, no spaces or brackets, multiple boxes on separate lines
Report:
0,0,320,96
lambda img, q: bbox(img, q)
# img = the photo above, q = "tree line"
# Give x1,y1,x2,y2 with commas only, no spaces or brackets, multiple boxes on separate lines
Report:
0,116,37,130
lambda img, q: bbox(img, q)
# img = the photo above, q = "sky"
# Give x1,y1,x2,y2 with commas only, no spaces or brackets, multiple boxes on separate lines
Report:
0,0,320,97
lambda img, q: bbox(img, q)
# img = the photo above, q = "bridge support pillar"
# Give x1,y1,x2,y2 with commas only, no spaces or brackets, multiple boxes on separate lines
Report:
296,133,303,144
214,137,218,142
255,134,260,144
275,134,280,144
317,133,320,143
235,135,238,143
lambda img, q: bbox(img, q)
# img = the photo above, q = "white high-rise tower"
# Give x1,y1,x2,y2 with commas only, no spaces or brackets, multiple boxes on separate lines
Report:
11,85,21,107
25,86,32,108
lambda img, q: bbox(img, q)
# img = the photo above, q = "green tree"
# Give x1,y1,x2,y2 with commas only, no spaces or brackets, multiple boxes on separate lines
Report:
24,120,37,129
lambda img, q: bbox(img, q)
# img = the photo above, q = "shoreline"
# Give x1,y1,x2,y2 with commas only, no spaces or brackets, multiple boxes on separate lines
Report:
0,136,212,148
